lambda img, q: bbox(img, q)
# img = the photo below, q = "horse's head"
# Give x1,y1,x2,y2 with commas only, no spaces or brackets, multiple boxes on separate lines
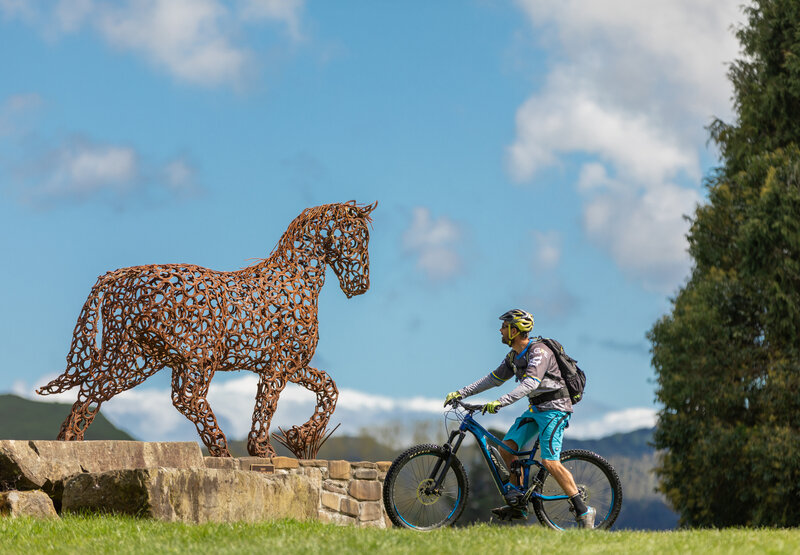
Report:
322,201,377,298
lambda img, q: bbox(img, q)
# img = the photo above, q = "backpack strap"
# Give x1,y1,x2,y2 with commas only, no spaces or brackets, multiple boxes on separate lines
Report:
528,336,561,382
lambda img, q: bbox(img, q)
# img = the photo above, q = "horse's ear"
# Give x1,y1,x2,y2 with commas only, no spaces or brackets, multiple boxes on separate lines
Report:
362,201,378,216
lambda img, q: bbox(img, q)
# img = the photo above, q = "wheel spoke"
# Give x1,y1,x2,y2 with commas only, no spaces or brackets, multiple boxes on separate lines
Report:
534,450,622,530
384,445,469,530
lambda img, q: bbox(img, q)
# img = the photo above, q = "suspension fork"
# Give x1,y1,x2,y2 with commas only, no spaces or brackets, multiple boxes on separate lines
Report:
426,429,467,492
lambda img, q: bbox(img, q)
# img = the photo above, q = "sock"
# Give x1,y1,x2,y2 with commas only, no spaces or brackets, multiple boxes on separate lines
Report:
570,494,588,516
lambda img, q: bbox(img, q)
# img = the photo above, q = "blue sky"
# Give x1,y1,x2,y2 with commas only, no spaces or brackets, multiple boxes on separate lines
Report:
0,1,745,443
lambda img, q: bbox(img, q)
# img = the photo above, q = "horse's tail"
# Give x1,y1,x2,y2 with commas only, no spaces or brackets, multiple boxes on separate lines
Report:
37,273,112,396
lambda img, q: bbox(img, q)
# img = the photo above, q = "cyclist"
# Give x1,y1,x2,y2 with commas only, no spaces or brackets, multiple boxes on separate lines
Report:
444,309,595,528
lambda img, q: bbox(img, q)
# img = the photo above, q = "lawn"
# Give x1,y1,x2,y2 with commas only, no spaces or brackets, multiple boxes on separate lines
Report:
1,516,799,554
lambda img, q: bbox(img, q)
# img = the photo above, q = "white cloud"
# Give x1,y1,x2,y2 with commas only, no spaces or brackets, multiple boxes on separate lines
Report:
532,230,561,271
509,79,700,187
57,143,138,193
54,0,93,32
583,183,701,292
163,159,197,193
0,0,34,19
0,93,42,135
20,137,200,204
0,0,306,87
0,94,201,206
577,163,620,193
239,0,305,42
567,407,657,439
403,206,463,281
525,283,578,322
514,0,741,121
17,373,654,443
96,0,247,87
508,0,745,292
1,92,43,114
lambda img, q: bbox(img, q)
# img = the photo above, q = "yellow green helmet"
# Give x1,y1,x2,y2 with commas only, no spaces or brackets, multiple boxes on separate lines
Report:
499,309,534,333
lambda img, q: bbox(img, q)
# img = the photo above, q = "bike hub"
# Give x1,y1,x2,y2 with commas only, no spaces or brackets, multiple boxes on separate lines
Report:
415,479,441,505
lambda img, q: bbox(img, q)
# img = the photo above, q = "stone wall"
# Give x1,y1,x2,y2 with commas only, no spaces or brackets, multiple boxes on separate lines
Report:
204,455,392,527
0,440,393,527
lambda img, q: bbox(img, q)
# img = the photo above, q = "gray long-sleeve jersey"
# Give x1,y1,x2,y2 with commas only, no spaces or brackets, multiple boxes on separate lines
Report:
457,340,573,413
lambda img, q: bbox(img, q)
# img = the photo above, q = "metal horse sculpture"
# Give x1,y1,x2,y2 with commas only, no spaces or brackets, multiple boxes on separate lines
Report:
38,201,376,458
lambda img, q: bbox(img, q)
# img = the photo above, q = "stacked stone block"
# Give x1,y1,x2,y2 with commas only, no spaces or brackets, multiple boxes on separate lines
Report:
214,456,393,528
316,461,387,527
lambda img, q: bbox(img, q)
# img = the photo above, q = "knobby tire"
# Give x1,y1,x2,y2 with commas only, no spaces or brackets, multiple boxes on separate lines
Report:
382,444,470,530
532,449,623,530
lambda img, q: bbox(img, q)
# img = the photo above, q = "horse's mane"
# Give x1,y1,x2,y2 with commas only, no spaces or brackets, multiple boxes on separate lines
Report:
245,201,376,268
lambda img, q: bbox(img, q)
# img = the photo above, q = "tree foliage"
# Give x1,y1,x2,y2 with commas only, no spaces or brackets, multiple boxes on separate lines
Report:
650,0,800,527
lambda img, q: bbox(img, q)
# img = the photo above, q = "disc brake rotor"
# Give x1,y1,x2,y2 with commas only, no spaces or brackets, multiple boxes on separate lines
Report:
416,478,440,505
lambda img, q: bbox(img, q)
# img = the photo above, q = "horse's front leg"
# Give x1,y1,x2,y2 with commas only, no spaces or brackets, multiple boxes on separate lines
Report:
281,365,339,458
248,371,288,458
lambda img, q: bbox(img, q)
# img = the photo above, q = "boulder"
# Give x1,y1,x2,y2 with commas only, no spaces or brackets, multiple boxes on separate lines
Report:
61,467,318,524
0,490,59,519
0,440,204,500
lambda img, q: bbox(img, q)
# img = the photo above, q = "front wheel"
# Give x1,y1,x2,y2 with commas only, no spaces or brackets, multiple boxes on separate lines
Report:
382,444,470,530
532,449,622,530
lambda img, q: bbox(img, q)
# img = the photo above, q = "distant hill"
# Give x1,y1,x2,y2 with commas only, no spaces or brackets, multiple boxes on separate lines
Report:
0,394,136,440
567,429,678,530
565,427,654,458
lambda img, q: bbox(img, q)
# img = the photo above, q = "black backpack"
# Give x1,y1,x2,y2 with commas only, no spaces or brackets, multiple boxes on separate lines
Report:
536,337,586,404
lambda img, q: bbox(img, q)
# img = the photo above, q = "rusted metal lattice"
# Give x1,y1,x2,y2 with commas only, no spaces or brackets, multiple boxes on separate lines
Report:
37,201,376,458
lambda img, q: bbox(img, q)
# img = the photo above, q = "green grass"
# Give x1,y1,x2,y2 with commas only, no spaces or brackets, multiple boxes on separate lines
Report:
1,516,799,554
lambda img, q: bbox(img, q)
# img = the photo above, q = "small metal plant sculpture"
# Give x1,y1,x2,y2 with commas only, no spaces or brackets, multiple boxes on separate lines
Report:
37,201,376,458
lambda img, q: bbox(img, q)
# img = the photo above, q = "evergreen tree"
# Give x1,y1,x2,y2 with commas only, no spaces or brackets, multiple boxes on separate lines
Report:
650,0,800,527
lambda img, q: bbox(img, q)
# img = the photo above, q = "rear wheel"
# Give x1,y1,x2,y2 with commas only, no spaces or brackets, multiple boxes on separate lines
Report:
382,444,469,530
532,449,622,530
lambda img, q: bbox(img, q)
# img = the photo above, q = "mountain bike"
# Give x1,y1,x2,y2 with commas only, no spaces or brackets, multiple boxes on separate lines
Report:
382,400,622,530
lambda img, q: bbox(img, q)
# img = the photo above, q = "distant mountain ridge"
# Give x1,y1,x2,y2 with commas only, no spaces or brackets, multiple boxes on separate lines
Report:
568,428,678,530
0,394,135,440
565,427,654,458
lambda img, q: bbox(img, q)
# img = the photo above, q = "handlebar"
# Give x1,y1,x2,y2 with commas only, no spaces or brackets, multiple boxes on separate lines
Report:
449,399,497,413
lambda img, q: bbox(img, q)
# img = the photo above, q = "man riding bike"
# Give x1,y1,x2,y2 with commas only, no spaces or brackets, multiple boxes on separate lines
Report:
444,309,595,528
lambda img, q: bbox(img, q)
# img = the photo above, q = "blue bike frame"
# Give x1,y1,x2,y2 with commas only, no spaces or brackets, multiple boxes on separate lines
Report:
437,404,570,503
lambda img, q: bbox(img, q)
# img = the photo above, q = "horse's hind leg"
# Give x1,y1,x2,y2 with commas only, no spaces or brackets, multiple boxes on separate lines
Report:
57,347,160,440
58,376,124,440
58,398,102,440
172,364,231,457
248,373,288,458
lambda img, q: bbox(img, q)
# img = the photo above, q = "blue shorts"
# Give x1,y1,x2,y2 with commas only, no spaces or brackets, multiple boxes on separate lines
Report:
503,407,570,460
